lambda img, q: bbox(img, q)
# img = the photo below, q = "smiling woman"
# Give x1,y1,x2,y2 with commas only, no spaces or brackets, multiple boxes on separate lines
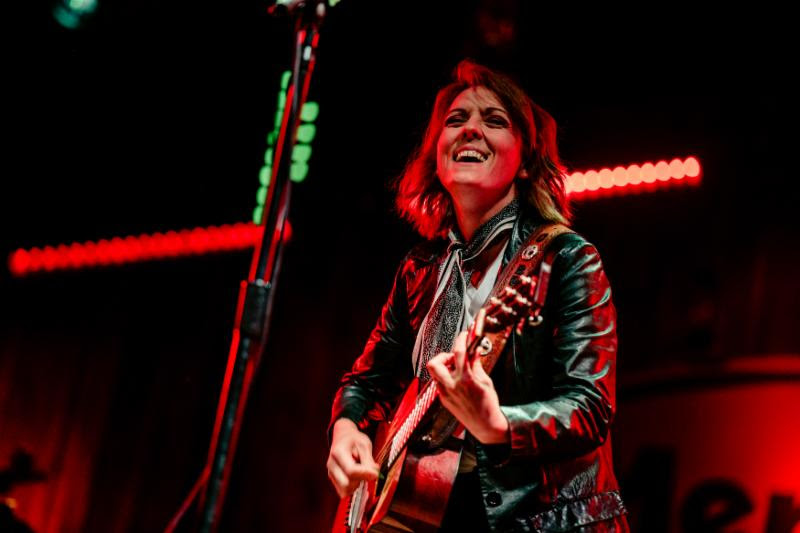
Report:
327,60,629,532
395,61,570,244
436,86,524,242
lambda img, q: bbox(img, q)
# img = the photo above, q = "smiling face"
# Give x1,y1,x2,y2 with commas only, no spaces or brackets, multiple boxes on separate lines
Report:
436,86,525,205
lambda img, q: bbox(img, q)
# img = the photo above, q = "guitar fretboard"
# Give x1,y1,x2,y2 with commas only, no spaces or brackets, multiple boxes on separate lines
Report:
385,381,438,466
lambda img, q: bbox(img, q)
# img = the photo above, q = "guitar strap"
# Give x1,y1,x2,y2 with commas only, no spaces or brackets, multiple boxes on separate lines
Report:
474,222,573,376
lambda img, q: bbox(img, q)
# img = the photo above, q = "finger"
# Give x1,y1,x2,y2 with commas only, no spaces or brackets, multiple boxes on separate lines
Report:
348,463,379,483
471,354,488,379
453,331,468,353
327,461,351,498
331,443,357,469
453,331,468,378
427,356,456,391
331,444,362,482
352,440,379,479
338,441,377,482
432,350,457,369
429,350,456,371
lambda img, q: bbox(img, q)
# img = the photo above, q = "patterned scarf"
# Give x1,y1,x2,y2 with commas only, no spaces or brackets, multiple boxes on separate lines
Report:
412,198,519,380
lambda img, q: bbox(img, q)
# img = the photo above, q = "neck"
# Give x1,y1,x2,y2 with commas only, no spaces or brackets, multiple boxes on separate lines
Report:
452,185,517,242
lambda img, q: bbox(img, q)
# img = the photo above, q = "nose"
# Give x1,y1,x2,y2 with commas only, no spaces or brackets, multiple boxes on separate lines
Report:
461,118,483,141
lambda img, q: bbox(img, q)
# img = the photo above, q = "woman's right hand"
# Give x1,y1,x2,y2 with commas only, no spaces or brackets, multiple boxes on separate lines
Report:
327,418,380,498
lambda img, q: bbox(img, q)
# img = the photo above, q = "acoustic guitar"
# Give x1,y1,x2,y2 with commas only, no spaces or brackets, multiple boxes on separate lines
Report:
332,263,550,533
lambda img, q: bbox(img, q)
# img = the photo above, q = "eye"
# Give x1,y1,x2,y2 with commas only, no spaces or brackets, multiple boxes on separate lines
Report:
486,115,509,127
445,115,465,126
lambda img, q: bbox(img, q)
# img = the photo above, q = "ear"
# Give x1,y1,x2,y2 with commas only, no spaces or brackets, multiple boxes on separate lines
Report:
518,167,529,179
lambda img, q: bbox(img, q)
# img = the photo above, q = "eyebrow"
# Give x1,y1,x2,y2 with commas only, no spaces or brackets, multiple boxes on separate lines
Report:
446,106,510,117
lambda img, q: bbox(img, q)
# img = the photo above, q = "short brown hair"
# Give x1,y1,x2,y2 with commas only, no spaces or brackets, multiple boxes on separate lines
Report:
395,60,571,239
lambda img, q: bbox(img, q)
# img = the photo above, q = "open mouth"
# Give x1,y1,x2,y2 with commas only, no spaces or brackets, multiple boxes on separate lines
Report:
453,148,488,163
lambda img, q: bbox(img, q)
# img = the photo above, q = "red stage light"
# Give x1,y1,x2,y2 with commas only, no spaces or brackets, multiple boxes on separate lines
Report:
612,167,627,187
685,157,701,178
641,163,656,183
566,156,702,200
568,172,585,194
585,170,600,191
7,222,282,277
627,165,642,185
9,249,31,276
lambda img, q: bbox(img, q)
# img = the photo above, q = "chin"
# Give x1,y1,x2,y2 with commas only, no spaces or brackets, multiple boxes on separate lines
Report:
443,170,490,187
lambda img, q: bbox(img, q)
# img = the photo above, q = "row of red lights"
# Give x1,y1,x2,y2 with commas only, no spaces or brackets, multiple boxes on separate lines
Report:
8,156,700,277
566,156,701,199
8,222,277,277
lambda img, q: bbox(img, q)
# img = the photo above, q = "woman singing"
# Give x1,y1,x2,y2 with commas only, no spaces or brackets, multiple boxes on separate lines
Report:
327,60,629,532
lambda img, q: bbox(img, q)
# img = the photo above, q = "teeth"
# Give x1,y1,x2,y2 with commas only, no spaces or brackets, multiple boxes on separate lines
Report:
455,149,487,162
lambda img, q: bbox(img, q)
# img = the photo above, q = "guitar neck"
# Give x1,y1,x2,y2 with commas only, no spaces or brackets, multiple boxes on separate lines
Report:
378,380,440,468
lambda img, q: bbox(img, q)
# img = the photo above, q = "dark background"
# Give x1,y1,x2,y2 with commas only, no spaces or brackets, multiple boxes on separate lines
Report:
1,1,796,531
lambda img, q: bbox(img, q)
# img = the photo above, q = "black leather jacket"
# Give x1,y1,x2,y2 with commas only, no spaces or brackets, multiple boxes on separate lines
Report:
330,206,627,532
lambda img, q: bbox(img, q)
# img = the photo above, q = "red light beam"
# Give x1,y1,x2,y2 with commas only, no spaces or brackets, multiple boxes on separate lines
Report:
566,156,701,199
8,222,293,278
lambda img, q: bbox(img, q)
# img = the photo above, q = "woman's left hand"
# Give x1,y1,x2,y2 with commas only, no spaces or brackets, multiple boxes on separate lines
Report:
426,331,510,444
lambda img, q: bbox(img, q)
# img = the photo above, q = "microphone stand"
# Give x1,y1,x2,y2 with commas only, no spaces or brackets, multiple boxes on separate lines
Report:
165,2,326,532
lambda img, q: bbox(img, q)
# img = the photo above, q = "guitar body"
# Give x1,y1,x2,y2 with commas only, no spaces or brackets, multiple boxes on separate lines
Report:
371,442,461,532
332,379,463,533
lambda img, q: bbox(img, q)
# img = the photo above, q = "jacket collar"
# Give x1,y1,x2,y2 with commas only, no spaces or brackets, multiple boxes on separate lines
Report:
406,202,547,265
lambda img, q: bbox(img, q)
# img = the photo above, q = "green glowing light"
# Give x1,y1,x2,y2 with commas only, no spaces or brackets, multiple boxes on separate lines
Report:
301,102,319,122
256,185,268,206
291,163,308,183
68,0,97,12
53,0,97,29
253,71,319,219
53,6,81,28
259,166,272,186
292,144,312,164
296,124,316,144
